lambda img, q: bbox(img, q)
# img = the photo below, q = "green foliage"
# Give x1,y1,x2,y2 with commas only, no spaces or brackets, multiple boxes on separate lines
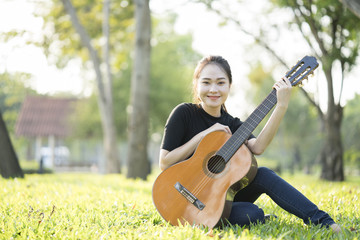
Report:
69,95,103,138
246,62,274,104
0,72,37,159
281,91,322,168
272,0,360,72
343,94,360,149
1,0,135,141
70,16,201,140
150,32,201,134
2,1,200,142
0,72,35,132
0,173,359,239
343,94,360,172
34,0,134,68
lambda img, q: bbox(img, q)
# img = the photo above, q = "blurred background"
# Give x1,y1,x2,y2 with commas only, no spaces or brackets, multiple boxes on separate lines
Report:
1,0,359,181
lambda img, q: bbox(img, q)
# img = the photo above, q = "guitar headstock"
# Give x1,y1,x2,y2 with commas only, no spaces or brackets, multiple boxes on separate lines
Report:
285,56,319,87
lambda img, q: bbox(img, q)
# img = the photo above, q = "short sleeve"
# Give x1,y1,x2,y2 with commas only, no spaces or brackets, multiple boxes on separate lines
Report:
160,104,189,151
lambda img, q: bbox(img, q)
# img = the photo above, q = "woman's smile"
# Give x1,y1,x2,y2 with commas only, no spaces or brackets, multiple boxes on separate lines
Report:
207,95,220,100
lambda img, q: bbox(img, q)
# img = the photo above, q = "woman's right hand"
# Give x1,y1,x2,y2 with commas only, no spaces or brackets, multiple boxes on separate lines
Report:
201,123,232,138
159,123,232,170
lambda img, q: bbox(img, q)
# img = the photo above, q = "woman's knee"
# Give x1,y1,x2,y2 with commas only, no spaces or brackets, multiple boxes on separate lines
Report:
255,167,278,180
257,167,275,175
228,202,265,226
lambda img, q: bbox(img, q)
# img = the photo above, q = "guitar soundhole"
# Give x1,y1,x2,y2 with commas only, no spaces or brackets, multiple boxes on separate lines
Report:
207,155,226,174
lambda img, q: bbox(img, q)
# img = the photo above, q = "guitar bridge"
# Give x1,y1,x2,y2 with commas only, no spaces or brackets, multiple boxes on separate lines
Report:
174,182,205,210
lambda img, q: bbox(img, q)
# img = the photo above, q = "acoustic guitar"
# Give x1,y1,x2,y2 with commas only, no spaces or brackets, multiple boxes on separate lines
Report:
152,56,319,228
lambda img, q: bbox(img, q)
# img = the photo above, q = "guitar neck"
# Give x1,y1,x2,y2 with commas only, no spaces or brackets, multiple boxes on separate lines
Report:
218,89,277,162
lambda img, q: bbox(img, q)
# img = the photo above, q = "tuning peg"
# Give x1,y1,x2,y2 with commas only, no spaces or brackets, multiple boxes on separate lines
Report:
301,77,309,86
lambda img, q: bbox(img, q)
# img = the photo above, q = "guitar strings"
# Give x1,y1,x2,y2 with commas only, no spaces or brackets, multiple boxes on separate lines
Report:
190,120,263,196
191,106,270,195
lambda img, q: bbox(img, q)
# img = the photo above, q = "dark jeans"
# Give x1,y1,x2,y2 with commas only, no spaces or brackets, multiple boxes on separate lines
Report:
227,167,335,227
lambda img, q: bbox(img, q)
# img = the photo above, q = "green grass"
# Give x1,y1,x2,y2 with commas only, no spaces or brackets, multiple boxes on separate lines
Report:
0,171,359,239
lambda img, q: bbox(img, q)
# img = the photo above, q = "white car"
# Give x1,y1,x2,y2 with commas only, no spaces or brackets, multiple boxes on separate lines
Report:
40,146,70,168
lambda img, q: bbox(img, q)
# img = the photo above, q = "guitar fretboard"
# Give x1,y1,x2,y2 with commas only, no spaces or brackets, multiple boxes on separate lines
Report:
218,89,277,162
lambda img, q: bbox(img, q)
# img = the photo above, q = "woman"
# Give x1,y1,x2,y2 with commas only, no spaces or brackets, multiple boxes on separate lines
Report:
159,55,340,232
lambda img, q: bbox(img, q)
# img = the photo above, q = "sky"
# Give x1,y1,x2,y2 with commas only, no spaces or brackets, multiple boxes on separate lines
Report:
0,0,88,95
1,0,360,116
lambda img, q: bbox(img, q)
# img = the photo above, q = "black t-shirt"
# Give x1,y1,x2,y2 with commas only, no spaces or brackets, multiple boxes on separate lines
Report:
161,103,255,152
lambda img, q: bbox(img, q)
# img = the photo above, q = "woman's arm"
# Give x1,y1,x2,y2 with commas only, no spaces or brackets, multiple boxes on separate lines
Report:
159,123,232,171
246,78,292,155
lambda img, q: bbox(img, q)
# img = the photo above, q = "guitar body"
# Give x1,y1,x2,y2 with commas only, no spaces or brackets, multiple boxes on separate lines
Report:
152,131,258,228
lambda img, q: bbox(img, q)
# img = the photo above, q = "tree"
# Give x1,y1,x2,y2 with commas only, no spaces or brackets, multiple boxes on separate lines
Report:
70,17,199,142
274,0,360,181
59,0,120,173
1,0,136,173
0,111,23,179
126,0,151,179
198,0,360,181
340,0,360,18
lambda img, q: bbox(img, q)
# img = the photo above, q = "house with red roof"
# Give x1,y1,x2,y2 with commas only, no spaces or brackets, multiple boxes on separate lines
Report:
15,95,76,168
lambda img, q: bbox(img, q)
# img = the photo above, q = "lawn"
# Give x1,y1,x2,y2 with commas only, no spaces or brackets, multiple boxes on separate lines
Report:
0,171,359,239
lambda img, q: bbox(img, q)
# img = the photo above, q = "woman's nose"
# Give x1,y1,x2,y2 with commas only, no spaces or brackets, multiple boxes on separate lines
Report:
209,83,218,92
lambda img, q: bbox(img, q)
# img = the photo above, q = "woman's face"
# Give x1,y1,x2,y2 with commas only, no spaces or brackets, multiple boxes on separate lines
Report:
196,63,231,116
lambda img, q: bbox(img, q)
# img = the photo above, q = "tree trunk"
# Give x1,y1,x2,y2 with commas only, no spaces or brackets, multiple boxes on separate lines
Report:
0,112,24,178
126,0,151,179
318,60,345,181
340,0,360,18
60,0,120,173
320,105,344,181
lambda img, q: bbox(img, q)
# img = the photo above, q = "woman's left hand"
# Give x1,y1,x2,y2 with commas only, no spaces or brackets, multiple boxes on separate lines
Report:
273,77,292,108
249,77,293,155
